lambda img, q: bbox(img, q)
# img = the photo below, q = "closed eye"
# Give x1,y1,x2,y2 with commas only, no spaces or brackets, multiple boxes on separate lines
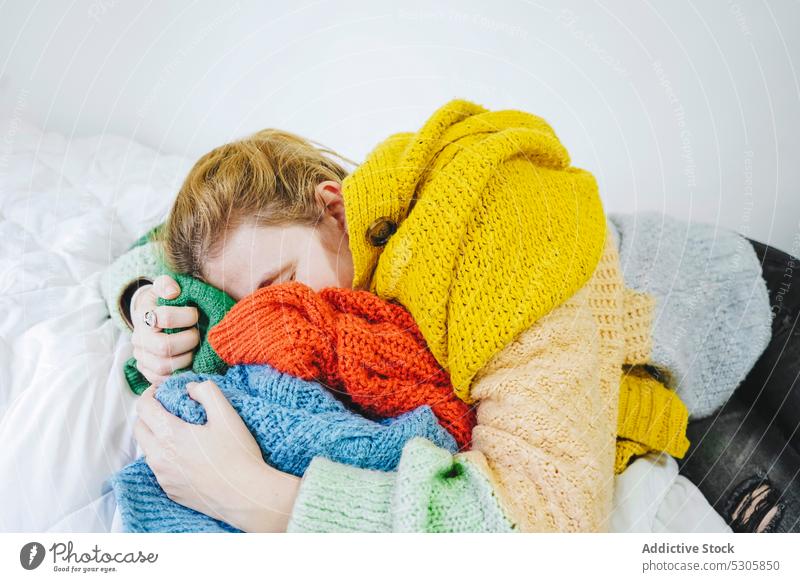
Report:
258,264,296,289
258,272,295,288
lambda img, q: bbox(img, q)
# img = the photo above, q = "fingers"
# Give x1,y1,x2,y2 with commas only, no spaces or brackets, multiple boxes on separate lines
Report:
136,385,179,439
130,286,158,326
186,381,235,424
136,365,169,387
137,326,200,358
133,418,158,457
152,305,199,329
152,275,181,300
134,409,178,479
133,305,199,333
136,348,194,376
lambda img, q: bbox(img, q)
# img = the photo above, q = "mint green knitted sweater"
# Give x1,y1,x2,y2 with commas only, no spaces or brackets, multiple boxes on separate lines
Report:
288,437,514,532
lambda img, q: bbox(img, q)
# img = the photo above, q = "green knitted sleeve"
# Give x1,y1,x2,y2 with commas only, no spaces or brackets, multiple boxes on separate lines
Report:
287,437,516,533
99,224,240,395
99,239,170,334
122,271,237,395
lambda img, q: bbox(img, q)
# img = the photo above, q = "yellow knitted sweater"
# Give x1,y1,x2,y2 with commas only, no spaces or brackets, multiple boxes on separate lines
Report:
341,99,689,530
343,99,607,401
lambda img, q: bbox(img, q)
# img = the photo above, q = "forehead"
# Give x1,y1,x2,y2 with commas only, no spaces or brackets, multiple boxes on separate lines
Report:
205,223,286,272
200,222,307,293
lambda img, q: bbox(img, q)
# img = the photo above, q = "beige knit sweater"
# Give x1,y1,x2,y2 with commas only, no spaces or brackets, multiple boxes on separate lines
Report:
470,231,654,531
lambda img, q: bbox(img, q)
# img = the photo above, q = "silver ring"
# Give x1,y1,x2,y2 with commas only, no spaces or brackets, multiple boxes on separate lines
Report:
143,310,158,328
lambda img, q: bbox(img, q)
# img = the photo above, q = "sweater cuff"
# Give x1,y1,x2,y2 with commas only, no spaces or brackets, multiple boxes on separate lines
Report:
121,279,154,331
99,242,168,333
287,457,395,533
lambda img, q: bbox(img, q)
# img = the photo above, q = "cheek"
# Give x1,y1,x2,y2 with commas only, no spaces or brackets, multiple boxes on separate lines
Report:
297,254,337,291
296,233,348,291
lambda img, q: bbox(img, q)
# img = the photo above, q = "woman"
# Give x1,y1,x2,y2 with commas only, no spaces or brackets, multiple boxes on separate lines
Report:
102,99,786,532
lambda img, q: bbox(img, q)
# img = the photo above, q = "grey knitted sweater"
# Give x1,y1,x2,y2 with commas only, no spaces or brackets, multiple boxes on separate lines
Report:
608,212,772,418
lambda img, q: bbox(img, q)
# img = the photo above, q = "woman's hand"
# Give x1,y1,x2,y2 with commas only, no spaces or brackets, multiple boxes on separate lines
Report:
134,380,300,532
130,275,200,385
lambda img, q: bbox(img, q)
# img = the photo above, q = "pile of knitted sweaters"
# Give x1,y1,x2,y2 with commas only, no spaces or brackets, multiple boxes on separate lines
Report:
111,280,476,532
110,271,691,532
101,99,772,532
110,269,692,533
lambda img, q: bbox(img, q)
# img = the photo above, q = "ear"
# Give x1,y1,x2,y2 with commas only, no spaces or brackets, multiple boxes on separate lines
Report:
314,180,348,234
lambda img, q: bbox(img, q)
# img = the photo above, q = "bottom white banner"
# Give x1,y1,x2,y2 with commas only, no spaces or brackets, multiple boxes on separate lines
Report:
1,533,798,581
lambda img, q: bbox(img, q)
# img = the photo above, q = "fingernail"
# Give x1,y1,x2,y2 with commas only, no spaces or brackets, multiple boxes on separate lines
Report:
165,284,179,295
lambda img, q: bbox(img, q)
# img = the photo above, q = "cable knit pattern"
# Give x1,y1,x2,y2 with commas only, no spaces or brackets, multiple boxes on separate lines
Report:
343,99,607,401
208,282,476,448
110,364,457,532
608,212,773,418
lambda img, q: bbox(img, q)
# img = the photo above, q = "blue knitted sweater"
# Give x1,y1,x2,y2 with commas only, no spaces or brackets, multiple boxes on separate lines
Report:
109,364,457,532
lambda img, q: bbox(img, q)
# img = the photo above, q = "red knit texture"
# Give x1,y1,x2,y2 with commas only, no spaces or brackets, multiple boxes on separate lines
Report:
208,282,475,449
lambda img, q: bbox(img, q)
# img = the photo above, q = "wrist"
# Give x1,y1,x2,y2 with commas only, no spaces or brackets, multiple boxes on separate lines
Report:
228,460,300,533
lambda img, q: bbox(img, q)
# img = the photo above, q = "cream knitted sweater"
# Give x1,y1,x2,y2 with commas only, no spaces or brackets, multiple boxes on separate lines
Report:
468,230,648,531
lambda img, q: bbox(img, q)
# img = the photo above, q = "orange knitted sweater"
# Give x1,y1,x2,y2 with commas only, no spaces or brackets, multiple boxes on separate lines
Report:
207,283,476,449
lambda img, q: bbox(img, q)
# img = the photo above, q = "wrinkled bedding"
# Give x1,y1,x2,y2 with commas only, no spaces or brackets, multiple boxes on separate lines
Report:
0,103,191,531
0,105,728,533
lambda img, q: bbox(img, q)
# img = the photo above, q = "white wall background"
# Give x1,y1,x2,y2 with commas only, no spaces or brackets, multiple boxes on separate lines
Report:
1,0,798,250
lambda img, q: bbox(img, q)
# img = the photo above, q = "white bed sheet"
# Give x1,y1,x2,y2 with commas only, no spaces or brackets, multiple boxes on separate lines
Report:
0,99,189,531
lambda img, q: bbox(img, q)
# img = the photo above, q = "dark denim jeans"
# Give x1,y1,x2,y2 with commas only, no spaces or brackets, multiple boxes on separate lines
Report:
678,239,800,532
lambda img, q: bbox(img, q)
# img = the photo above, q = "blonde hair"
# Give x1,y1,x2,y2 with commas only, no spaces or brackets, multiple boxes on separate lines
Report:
159,129,351,278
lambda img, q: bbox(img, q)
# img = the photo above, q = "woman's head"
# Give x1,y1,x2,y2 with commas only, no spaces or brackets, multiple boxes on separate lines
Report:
161,129,355,300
